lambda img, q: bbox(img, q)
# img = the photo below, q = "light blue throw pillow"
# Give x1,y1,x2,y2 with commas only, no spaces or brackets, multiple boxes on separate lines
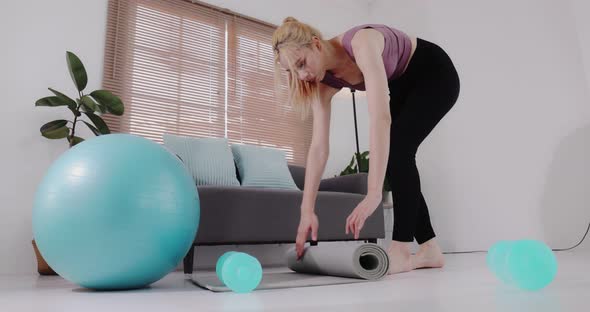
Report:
163,133,240,186
231,143,299,190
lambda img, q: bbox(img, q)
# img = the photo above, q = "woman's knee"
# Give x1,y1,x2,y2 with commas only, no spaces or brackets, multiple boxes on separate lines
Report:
387,151,417,188
388,146,417,168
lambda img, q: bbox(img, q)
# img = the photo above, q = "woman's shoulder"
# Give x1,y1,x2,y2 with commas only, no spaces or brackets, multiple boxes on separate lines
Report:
341,24,389,38
339,25,388,47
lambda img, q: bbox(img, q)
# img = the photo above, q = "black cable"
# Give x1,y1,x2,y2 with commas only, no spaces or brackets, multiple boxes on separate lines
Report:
552,221,590,251
441,222,590,255
350,89,361,174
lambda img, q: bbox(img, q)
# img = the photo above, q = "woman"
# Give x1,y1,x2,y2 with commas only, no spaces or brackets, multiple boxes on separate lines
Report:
272,17,460,274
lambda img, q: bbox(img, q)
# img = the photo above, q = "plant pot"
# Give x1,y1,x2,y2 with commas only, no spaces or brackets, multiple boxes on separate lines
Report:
32,239,57,276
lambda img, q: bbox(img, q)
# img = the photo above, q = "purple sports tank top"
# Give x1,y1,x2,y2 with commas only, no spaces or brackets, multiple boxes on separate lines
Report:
320,24,412,91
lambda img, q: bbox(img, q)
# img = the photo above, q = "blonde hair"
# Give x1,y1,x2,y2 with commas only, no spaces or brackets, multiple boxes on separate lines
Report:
272,17,323,120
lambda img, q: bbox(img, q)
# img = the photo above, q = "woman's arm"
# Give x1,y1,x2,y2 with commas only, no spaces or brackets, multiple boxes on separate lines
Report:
351,29,391,199
345,29,392,238
300,83,336,213
295,83,340,258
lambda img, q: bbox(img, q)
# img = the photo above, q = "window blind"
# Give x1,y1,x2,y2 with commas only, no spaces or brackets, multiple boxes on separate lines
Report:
102,0,312,165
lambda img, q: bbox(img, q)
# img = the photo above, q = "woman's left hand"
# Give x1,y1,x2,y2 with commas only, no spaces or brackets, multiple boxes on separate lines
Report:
345,193,382,239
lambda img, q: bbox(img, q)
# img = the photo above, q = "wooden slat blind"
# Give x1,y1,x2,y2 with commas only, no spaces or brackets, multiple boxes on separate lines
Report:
102,0,312,165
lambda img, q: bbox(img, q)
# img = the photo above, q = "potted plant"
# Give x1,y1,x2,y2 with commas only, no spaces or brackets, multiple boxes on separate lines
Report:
32,51,125,275
338,151,392,203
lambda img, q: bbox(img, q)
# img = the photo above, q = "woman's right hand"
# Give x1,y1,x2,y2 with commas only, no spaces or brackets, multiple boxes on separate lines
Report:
295,211,319,260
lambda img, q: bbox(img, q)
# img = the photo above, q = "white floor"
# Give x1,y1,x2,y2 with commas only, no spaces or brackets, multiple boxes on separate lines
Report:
1,251,589,312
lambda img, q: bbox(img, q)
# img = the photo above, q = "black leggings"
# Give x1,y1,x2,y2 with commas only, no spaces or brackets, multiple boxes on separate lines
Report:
387,38,460,243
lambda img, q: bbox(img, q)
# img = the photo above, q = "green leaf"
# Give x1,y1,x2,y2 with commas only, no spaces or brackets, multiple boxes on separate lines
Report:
40,120,69,139
90,90,124,116
84,112,110,134
347,155,355,167
95,103,107,114
80,95,97,112
340,166,356,176
359,158,369,173
66,51,87,92
47,88,79,115
69,136,84,146
83,121,101,136
48,88,76,107
35,96,69,107
339,150,373,176
340,156,355,176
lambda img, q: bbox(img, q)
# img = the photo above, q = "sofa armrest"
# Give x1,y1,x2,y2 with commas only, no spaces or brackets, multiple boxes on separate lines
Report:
318,173,368,195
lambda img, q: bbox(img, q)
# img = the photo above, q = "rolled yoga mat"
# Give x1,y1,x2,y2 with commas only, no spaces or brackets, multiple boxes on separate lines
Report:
191,243,389,292
286,243,389,280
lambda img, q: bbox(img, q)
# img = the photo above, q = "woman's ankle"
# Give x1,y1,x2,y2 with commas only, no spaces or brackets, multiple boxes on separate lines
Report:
387,240,413,273
419,238,438,247
389,240,412,252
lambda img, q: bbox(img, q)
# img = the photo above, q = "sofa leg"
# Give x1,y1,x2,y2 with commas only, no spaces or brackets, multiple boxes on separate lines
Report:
183,244,195,275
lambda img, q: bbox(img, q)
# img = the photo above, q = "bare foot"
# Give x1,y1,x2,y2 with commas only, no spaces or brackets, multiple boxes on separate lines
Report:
386,241,413,274
411,239,445,270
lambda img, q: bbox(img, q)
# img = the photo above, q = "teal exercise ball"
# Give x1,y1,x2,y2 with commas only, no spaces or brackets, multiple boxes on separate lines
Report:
33,134,199,290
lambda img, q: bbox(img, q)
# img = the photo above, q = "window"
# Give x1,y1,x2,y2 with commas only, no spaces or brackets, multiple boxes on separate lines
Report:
102,0,312,165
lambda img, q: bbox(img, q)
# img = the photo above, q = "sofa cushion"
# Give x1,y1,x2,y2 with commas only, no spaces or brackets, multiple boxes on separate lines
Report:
163,133,240,186
288,165,306,190
231,144,299,190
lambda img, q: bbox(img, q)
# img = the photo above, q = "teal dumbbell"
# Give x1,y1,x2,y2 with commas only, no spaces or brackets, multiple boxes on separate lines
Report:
487,240,557,291
216,251,263,293
486,240,513,284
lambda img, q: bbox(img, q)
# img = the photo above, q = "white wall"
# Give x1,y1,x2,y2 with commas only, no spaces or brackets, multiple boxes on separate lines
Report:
1,1,109,275
569,0,590,251
2,0,589,275
570,0,590,95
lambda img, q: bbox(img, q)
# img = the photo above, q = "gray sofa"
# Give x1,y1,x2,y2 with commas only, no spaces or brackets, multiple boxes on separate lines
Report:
183,165,385,274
